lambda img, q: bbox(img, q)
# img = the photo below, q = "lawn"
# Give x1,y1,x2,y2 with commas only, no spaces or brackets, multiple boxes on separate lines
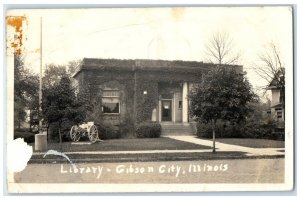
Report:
31,151,247,163
32,137,212,152
204,138,284,148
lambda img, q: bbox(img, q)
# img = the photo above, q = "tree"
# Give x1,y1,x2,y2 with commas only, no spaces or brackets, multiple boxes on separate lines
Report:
42,75,86,147
189,67,257,152
43,60,82,86
255,42,285,115
41,60,87,142
43,64,68,89
14,55,39,129
204,31,241,65
67,59,82,75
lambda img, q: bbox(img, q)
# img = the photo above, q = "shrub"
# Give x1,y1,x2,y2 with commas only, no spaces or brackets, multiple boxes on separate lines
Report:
196,120,282,140
14,131,35,143
119,115,135,138
135,122,161,138
56,121,122,142
14,128,31,132
196,122,213,138
196,121,240,138
48,121,74,142
98,122,122,140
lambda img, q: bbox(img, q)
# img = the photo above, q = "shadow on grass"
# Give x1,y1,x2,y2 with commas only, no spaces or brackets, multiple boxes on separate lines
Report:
31,137,212,152
200,138,285,148
30,151,251,163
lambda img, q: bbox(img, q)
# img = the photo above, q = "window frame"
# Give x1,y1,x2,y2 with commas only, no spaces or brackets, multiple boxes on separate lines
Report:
277,111,282,119
101,90,120,115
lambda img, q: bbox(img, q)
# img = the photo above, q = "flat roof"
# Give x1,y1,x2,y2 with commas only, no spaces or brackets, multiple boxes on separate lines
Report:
73,58,243,77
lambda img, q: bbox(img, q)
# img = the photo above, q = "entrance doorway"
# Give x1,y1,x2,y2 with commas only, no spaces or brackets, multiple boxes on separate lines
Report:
162,100,172,121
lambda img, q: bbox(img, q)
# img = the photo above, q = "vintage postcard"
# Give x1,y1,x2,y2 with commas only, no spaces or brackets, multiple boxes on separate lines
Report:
5,6,294,193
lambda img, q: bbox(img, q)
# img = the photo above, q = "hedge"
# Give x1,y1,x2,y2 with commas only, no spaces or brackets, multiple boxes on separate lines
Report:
135,122,162,138
196,120,283,140
97,122,122,140
14,129,35,143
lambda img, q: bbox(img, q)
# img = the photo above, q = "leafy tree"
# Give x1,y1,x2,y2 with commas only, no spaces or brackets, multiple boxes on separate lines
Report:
42,61,88,140
67,59,82,75
43,64,68,88
14,55,39,130
43,59,82,88
42,75,86,147
204,31,241,65
189,66,257,152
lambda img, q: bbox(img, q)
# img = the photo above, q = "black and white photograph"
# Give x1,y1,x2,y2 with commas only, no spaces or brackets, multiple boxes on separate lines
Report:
5,5,294,193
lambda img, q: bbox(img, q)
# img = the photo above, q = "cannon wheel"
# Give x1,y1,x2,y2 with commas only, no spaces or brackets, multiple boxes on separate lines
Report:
70,125,80,142
88,125,99,143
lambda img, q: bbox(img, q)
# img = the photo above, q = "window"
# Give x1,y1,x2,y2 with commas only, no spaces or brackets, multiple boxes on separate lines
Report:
102,90,120,114
179,101,182,109
277,111,282,119
72,79,79,96
103,90,119,97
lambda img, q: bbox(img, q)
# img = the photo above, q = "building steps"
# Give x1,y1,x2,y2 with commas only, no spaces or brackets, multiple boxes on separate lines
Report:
161,123,194,136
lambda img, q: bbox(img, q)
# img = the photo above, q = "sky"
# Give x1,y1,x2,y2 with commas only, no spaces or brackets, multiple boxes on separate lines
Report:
6,7,293,100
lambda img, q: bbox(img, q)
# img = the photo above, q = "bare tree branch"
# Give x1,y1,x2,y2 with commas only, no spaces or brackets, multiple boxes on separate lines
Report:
255,42,285,91
204,31,241,65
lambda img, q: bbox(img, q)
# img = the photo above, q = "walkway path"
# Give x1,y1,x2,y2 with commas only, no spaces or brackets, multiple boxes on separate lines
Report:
165,135,285,156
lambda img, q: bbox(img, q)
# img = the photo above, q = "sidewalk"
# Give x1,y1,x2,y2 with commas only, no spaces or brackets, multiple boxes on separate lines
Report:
165,136,285,156
30,136,284,164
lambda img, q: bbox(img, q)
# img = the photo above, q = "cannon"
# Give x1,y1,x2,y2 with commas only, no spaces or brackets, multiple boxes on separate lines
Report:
70,122,99,143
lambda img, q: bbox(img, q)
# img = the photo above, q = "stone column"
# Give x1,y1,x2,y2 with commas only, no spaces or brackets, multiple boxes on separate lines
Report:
172,93,176,123
182,82,189,123
158,100,162,122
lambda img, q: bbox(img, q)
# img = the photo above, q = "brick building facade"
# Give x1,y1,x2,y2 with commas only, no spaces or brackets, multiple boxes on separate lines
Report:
73,58,242,135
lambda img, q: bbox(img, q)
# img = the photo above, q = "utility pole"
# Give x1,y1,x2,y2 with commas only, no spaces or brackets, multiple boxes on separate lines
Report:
35,17,47,151
133,64,137,135
39,17,43,134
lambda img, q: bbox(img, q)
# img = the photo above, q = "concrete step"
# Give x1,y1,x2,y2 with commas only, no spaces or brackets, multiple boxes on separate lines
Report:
161,123,194,135
162,128,192,131
163,130,192,133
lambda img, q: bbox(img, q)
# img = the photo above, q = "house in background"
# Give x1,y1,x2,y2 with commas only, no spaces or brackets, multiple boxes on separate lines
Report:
267,69,285,128
73,58,243,136
14,108,39,132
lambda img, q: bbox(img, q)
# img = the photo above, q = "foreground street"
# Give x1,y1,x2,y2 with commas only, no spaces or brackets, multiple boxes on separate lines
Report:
13,158,284,183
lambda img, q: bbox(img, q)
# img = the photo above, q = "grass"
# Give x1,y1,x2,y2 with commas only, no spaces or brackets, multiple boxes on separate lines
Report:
31,151,248,163
203,138,285,148
29,137,285,163
32,137,212,152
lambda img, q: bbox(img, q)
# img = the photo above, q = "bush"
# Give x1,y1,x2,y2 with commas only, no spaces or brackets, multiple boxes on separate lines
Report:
14,130,35,143
98,122,122,140
196,122,213,138
196,120,281,140
196,121,241,138
135,122,161,138
48,121,74,142
14,128,31,132
54,121,122,142
119,115,135,138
